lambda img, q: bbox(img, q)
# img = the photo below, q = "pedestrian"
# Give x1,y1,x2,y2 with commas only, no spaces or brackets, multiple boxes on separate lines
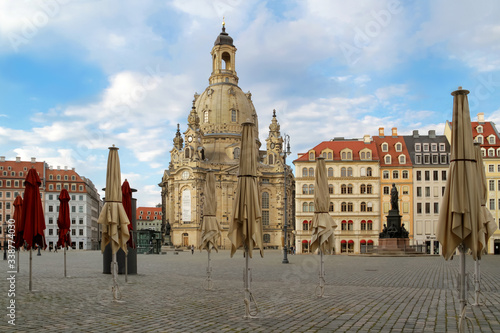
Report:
54,246,58,253
191,245,194,255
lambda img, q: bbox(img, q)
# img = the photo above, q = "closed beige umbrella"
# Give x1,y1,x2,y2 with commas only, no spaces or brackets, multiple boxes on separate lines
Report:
199,171,221,290
437,87,481,332
97,145,130,300
228,121,262,318
310,156,337,297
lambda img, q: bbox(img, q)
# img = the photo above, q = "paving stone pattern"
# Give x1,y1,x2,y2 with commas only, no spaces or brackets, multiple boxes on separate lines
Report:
1,250,499,332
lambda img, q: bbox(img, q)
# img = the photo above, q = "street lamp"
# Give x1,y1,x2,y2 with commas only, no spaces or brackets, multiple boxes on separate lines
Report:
281,134,291,264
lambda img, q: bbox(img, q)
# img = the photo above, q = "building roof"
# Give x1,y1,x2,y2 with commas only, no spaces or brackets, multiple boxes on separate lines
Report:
372,129,411,167
0,158,45,183
136,207,162,220
294,139,379,163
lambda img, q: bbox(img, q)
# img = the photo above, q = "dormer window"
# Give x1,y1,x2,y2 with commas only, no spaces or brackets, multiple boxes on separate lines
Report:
431,143,437,152
395,143,402,152
477,125,483,133
489,136,496,144
327,152,332,160
423,143,429,152
399,155,406,164
415,143,421,152
341,149,352,160
309,151,315,160
476,135,484,144
439,143,445,151
488,148,495,157
381,143,388,152
384,155,391,164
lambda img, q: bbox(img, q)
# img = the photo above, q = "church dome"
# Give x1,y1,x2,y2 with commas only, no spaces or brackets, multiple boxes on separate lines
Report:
214,26,233,46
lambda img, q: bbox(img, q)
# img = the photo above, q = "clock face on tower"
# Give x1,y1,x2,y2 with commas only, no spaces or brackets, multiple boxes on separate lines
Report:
270,143,275,149
181,171,190,180
187,135,193,143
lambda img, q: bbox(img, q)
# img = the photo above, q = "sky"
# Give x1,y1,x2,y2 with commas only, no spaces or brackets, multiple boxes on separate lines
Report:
1,0,500,207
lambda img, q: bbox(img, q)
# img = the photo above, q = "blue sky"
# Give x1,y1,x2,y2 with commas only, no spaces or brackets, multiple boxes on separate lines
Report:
1,0,500,206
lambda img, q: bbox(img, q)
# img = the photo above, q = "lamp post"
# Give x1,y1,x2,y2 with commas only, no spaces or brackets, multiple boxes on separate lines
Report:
3,221,7,260
282,134,291,264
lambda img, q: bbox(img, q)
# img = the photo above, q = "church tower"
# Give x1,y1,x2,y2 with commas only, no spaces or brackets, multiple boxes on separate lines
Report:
159,24,294,250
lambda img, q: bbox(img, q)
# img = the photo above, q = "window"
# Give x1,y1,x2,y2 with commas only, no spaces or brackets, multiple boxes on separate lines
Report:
329,202,334,212
79,219,83,225
309,152,315,160
424,154,430,164
432,154,439,164
303,221,309,231
361,220,366,230
302,168,308,177
79,206,83,213
360,202,367,212
382,143,388,152
385,155,391,164
341,184,347,194
433,170,439,181
439,143,446,152
367,167,372,176
431,143,437,152
360,167,366,177
488,148,495,157
383,186,390,195
71,206,76,213
204,111,209,123
341,202,347,212
302,184,308,194
415,154,422,164
347,220,353,230
367,202,373,212
328,184,334,194
303,202,308,212
423,143,429,152
402,186,409,195
262,211,269,226
309,168,314,177
490,199,495,210
442,170,447,181
72,175,76,181
72,219,76,225
49,229,53,236
367,220,373,230
393,171,399,179
425,202,431,214
402,170,409,179
360,184,366,194
341,220,347,231
309,184,314,195
347,167,353,177
425,187,430,197
489,165,494,173
72,229,76,236
477,125,483,133
417,187,422,197
328,167,334,177
402,202,409,213
489,136,496,144
328,152,332,160
262,192,269,209
347,184,353,194
64,175,68,181
79,185,84,191
79,229,84,236
309,202,314,212
231,110,237,122
415,143,421,152
48,205,53,212
347,202,353,212
57,175,61,180
476,136,484,144
367,184,372,194
490,180,495,191
434,203,439,214
425,171,430,181
395,143,402,152
399,155,406,164
383,171,389,179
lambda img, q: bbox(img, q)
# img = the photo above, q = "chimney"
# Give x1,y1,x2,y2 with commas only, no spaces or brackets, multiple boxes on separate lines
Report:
49,165,53,170
57,166,60,170
363,135,371,143
392,127,398,137
31,157,36,163
64,166,68,170
72,168,75,171
478,112,485,123
428,130,436,138
0,156,5,162
379,127,385,137
412,130,419,138
16,157,21,162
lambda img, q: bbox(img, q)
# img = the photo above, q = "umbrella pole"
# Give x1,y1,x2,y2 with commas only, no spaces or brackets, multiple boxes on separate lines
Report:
473,259,480,306
458,243,471,332
64,246,67,277
315,250,325,297
29,249,32,292
112,252,120,300
125,253,128,283
243,248,259,318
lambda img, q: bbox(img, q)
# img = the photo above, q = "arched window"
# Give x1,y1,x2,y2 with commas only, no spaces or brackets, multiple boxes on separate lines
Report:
328,184,334,194
348,220,353,230
347,184,353,194
329,202,334,212
309,152,315,160
328,167,334,177
367,184,373,194
341,167,347,177
367,202,373,212
385,155,391,164
382,143,388,152
360,152,365,159
399,155,406,164
360,167,366,177
309,184,314,195
309,168,314,177
348,240,354,253
233,147,240,159
366,151,371,159
360,184,366,194
367,167,372,176
185,147,191,159
268,154,274,165
262,192,269,209
328,152,332,160
348,202,353,212
341,202,347,212
302,202,308,212
309,202,314,212
263,234,271,243
302,168,308,177
367,220,373,230
303,220,309,231
302,184,308,194
231,109,237,122
204,111,209,123
395,143,402,152
347,167,353,177
341,220,347,230
341,240,347,253
360,202,367,212
341,184,347,194
360,220,367,230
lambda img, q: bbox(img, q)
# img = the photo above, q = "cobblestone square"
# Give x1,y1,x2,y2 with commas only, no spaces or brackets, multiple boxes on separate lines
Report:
1,250,499,332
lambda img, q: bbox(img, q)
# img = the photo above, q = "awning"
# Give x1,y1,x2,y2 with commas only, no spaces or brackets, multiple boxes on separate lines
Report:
367,220,373,223
348,220,353,224
302,240,308,244
361,220,366,223
367,240,374,244
348,240,354,244
341,240,346,244
360,239,366,244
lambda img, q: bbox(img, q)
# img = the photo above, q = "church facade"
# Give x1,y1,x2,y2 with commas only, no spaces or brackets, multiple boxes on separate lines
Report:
159,25,295,250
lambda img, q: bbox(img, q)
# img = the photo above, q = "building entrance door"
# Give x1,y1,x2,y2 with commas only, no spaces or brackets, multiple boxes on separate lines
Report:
182,233,189,247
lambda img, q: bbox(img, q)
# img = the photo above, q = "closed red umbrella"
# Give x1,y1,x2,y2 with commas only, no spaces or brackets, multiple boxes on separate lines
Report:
21,168,46,250
13,195,24,250
20,168,46,291
122,180,135,249
56,189,71,248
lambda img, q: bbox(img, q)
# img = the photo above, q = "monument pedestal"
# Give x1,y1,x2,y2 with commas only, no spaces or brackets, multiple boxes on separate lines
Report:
379,238,409,250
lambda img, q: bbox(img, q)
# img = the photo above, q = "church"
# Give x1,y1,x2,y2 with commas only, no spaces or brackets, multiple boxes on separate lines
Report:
159,24,295,250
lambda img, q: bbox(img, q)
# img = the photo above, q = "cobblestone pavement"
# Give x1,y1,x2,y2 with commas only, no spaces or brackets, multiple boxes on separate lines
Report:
1,249,499,332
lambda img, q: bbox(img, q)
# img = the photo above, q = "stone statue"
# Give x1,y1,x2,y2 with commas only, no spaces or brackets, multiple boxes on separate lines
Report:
390,183,399,211
165,221,171,236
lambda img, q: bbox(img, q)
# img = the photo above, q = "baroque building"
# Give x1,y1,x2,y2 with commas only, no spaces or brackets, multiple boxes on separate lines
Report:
159,25,294,250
